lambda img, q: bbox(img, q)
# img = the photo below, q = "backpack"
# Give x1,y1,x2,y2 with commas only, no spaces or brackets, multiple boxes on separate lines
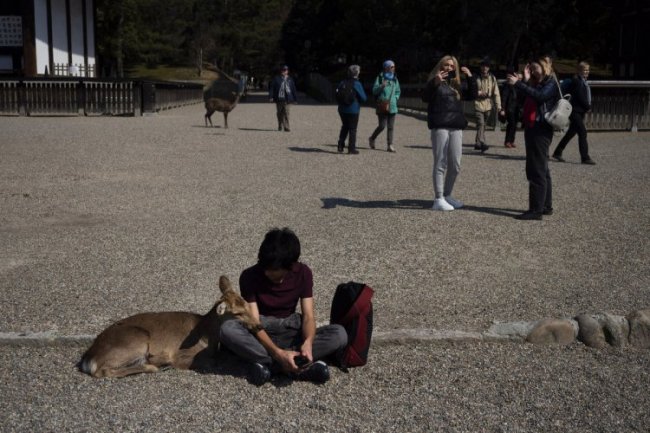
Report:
329,281,374,368
336,79,357,106
544,77,572,132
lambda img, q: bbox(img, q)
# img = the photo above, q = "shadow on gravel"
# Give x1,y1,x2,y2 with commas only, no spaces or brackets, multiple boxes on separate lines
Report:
404,145,431,150
191,349,299,388
238,127,278,132
289,147,337,154
321,197,431,210
462,205,522,217
484,154,526,161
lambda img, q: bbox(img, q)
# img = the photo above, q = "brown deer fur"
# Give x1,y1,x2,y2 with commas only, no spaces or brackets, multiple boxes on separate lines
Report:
204,92,241,129
80,275,259,378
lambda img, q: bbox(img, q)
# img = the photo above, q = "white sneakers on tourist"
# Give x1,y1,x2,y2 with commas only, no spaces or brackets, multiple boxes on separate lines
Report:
444,196,463,209
432,198,454,211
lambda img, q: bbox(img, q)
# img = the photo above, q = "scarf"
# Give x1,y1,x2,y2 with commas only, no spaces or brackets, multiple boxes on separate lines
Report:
278,77,291,100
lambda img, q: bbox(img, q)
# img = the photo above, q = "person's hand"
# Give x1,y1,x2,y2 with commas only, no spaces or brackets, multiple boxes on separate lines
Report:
434,70,447,85
523,64,531,82
269,98,274,102
507,74,519,85
275,349,301,373
478,90,486,97
300,342,313,363
460,66,471,77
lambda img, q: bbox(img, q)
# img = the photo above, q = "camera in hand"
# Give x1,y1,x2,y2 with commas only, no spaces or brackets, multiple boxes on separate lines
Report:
294,355,311,368
447,70,456,81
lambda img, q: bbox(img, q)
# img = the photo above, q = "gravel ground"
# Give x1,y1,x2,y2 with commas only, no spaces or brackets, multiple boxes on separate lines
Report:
0,341,648,432
1,93,649,431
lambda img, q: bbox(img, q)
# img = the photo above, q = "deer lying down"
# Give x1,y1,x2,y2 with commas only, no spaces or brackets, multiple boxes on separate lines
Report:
80,275,260,378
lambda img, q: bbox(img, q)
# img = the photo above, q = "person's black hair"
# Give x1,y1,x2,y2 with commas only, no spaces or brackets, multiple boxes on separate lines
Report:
257,227,301,270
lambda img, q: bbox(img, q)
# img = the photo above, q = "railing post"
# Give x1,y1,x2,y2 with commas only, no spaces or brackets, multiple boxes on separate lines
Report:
17,80,26,116
141,81,156,115
133,81,141,116
77,79,85,115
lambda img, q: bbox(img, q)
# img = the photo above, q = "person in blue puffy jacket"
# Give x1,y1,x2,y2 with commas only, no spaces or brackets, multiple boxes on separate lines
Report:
337,65,368,154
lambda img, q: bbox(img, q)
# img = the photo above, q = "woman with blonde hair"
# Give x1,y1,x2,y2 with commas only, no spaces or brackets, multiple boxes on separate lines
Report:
422,55,477,211
507,57,560,220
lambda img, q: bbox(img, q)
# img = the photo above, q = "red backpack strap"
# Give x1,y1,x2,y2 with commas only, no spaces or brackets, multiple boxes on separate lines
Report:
340,285,374,324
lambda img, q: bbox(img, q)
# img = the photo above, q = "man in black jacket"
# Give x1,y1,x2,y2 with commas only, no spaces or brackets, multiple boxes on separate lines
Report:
269,65,298,132
552,62,596,165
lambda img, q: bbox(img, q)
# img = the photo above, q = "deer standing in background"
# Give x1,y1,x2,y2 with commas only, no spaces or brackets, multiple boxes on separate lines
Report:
204,92,241,129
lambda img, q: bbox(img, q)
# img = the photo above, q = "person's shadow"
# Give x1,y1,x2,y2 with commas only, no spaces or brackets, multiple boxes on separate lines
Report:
462,205,522,217
321,197,523,217
288,146,335,154
484,154,526,161
321,197,431,210
191,347,295,388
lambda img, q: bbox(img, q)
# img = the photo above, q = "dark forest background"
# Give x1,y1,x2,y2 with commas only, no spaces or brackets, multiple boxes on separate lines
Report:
95,0,616,81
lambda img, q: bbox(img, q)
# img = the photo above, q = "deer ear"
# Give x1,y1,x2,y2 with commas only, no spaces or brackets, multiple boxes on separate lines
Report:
218,275,232,294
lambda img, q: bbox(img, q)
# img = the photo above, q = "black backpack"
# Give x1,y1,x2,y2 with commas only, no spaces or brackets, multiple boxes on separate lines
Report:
335,79,357,106
330,282,374,368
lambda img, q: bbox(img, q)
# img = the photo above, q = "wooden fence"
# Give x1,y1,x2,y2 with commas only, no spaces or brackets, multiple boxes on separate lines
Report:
0,77,203,116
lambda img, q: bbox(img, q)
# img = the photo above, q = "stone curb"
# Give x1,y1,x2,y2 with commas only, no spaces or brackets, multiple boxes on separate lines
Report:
0,326,525,348
2,307,648,349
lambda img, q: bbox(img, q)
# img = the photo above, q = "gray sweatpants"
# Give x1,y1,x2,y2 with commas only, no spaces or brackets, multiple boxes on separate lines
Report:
219,313,348,367
431,128,463,199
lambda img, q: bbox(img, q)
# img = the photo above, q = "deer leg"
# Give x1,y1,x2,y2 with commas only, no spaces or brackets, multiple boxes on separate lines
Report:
223,112,228,129
205,112,213,127
172,344,209,370
84,327,155,378
96,363,160,378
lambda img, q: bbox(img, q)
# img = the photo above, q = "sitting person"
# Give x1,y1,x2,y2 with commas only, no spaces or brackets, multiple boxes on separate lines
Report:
219,227,347,385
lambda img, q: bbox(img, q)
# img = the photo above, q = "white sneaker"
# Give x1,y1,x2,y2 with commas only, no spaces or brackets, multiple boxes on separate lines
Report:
432,198,454,211
444,196,463,209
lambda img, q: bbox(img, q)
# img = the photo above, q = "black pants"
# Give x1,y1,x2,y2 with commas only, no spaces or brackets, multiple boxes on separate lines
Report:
504,110,518,144
338,112,360,151
524,125,553,213
370,113,396,145
554,111,590,161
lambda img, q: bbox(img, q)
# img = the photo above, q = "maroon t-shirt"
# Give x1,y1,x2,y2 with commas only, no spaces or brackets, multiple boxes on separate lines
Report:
239,262,313,318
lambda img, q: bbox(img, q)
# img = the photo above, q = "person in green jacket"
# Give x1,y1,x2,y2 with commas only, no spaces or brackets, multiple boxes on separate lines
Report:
369,60,401,152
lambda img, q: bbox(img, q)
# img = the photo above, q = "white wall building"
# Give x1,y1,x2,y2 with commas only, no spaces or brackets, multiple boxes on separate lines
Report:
0,0,95,77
